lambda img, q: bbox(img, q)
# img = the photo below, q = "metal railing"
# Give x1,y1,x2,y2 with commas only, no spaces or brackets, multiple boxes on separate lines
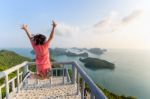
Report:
0,61,107,99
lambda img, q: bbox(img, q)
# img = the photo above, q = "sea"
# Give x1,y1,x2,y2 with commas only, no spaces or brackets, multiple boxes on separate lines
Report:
1,48,150,99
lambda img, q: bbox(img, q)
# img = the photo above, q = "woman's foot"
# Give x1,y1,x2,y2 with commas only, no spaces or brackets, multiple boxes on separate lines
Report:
46,69,52,78
29,73,36,79
37,74,45,80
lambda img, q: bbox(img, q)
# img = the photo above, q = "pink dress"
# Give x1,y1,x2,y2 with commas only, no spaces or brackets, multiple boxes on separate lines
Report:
31,40,51,75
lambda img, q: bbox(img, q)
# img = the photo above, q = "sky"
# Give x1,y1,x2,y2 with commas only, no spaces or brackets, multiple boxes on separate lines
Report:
0,0,150,49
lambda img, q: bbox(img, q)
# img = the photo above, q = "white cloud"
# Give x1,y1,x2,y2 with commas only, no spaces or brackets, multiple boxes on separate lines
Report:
121,10,142,24
55,22,79,37
53,9,149,49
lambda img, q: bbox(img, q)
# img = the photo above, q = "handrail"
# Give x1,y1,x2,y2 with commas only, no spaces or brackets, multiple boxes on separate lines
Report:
73,61,107,99
0,61,107,99
0,61,28,79
0,61,29,99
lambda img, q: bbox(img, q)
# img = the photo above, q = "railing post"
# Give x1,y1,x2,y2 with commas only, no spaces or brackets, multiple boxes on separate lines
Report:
65,67,71,83
90,92,95,99
5,75,9,99
11,80,15,92
17,69,20,93
62,66,65,84
0,88,2,99
51,69,53,77
66,68,69,82
76,71,80,95
23,64,28,87
72,63,76,84
81,79,85,99
23,64,28,77
56,69,57,76
20,74,22,83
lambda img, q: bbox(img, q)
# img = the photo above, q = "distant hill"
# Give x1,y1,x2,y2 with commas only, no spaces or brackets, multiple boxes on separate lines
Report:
31,47,107,57
0,49,34,89
79,57,115,70
50,48,67,56
31,48,88,57
66,51,88,57
87,48,107,55
0,50,33,71
0,50,60,72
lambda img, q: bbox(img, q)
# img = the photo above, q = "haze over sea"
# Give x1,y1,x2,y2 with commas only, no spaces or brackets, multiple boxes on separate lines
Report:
2,48,150,99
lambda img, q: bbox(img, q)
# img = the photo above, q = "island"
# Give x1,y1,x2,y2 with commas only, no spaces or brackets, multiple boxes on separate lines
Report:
31,48,88,57
50,48,67,56
31,47,107,57
66,51,88,57
87,48,107,55
70,47,107,55
71,47,88,51
79,57,115,70
31,48,67,56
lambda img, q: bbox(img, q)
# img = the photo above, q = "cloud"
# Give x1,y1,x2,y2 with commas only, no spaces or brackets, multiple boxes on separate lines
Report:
55,11,119,37
92,11,119,33
121,10,142,24
52,10,144,48
94,11,118,28
55,22,79,37
94,17,111,28
55,10,143,36
111,10,143,32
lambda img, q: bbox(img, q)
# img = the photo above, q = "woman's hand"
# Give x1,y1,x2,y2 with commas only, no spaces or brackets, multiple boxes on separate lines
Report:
52,20,57,28
21,24,28,31
21,24,32,39
47,20,57,43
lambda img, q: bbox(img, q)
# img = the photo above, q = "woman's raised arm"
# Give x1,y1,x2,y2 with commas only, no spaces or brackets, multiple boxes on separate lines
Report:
47,21,57,43
21,24,32,40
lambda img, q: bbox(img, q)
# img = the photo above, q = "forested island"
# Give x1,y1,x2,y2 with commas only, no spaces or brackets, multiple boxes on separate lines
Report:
31,47,106,57
87,48,107,55
31,48,89,57
66,51,88,57
79,57,115,70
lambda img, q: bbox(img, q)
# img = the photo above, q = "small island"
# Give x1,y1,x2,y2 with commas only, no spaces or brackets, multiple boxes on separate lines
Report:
50,48,67,56
66,51,88,57
31,48,67,56
31,48,88,57
87,48,107,55
79,57,115,70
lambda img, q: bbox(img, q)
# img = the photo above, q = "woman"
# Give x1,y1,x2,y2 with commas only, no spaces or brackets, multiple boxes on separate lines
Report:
21,21,56,79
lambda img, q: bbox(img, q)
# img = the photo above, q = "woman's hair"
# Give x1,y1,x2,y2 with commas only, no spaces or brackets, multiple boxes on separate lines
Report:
32,34,46,45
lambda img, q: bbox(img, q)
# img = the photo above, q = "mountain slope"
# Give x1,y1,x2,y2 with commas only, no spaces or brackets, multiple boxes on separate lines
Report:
0,50,32,71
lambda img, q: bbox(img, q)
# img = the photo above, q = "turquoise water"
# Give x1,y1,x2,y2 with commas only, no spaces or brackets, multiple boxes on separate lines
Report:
53,49,150,99
2,48,150,99
91,49,150,99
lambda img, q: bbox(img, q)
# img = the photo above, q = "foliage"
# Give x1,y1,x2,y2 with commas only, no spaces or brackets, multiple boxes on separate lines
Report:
0,49,61,98
0,50,32,69
97,84,136,99
0,50,33,98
